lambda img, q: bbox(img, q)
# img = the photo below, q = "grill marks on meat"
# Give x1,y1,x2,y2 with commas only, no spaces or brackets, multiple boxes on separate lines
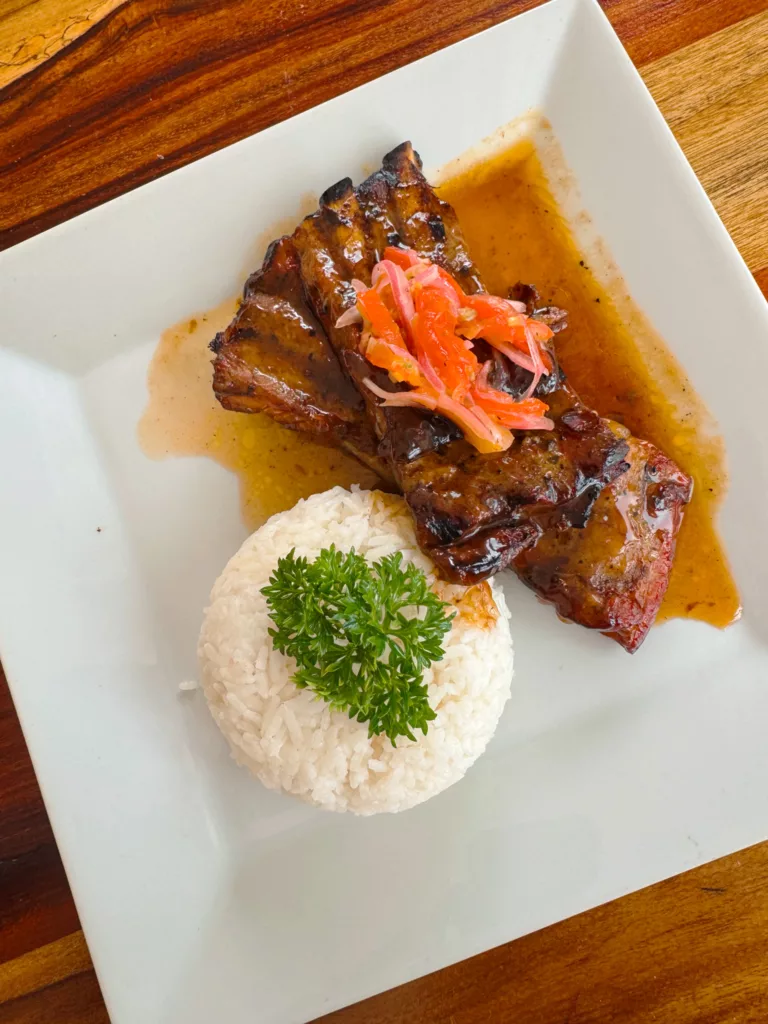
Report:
210,236,390,481
505,285,693,650
291,143,632,585
292,145,481,446
514,439,693,652
211,142,692,651
394,386,631,580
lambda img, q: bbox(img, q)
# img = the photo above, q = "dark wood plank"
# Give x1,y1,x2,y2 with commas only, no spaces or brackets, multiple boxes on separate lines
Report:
0,0,536,250
0,669,80,964
603,0,768,65
0,667,53,862
0,841,79,965
2,0,765,251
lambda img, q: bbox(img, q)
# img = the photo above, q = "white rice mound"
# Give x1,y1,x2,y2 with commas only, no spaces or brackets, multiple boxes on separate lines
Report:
198,487,514,815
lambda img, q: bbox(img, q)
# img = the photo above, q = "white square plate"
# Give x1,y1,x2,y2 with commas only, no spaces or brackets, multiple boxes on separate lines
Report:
2,0,767,1020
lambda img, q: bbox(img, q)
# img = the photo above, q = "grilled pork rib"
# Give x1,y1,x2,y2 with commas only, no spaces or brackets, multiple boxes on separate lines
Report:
290,145,632,581
513,438,692,651
211,143,692,650
211,236,390,482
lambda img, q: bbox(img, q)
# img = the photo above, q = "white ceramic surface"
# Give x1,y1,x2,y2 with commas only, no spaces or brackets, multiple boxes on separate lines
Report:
1,0,767,1021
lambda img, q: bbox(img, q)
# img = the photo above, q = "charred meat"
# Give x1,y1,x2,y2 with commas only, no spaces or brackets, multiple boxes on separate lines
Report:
211,143,692,651
211,236,390,482
289,144,632,582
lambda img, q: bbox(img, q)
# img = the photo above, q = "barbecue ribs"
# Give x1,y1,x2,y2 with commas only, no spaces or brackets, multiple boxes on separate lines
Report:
211,143,692,651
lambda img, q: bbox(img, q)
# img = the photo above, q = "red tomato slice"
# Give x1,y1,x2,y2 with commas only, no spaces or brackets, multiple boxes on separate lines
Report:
361,253,556,450
382,246,423,270
472,379,554,431
363,335,424,388
357,289,407,349
412,287,478,393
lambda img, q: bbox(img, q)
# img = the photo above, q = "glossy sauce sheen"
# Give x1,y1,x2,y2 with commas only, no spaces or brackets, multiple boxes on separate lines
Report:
139,299,378,530
439,141,740,628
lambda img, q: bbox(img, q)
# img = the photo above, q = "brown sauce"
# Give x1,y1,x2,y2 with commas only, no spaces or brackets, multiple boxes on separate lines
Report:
438,138,740,628
138,299,378,531
140,134,739,631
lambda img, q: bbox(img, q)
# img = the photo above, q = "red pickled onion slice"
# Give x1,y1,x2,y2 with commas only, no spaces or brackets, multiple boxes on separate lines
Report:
409,264,441,287
522,323,546,399
363,378,438,410
436,392,513,452
487,339,537,375
417,352,447,393
335,305,363,328
371,260,416,329
474,361,493,390
509,413,555,430
411,265,462,313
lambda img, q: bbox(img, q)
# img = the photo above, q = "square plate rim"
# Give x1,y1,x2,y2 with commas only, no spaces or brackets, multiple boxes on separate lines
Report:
2,1,767,1021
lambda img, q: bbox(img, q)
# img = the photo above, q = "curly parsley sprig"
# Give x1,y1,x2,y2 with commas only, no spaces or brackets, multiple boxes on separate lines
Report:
261,546,454,745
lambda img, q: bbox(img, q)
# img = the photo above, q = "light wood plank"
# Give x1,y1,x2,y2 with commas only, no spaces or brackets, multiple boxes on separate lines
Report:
0,968,109,1024
0,932,92,1004
0,0,126,89
643,9,768,270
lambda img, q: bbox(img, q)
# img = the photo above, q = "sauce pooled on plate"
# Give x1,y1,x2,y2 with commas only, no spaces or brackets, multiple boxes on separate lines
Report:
438,137,740,629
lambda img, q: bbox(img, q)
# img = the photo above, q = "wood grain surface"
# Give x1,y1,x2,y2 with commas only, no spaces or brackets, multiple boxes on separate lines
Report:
1,1,768,1021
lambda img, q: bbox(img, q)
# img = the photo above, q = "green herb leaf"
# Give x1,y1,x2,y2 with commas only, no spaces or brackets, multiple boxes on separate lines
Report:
261,546,454,745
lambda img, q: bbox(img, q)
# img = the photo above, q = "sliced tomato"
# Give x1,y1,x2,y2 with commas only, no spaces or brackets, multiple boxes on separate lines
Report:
459,297,528,345
460,293,553,359
472,379,554,431
383,246,423,270
437,266,466,300
526,319,554,344
363,334,424,388
493,408,555,431
357,288,407,348
434,392,513,453
460,313,526,347
475,389,552,425
462,293,518,319
412,287,478,392
409,265,463,313
361,252,557,451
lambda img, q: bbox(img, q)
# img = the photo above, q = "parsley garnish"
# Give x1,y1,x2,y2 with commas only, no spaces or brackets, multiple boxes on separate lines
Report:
261,546,454,745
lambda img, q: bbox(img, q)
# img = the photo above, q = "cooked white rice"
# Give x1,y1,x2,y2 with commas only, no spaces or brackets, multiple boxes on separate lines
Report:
198,486,513,814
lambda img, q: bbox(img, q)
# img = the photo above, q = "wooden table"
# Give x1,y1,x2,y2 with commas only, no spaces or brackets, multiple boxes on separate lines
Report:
1,1,767,1020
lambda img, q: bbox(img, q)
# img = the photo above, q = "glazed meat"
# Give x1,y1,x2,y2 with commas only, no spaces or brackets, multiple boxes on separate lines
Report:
211,236,390,481
502,284,694,651
513,438,692,652
290,143,631,582
211,142,693,651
